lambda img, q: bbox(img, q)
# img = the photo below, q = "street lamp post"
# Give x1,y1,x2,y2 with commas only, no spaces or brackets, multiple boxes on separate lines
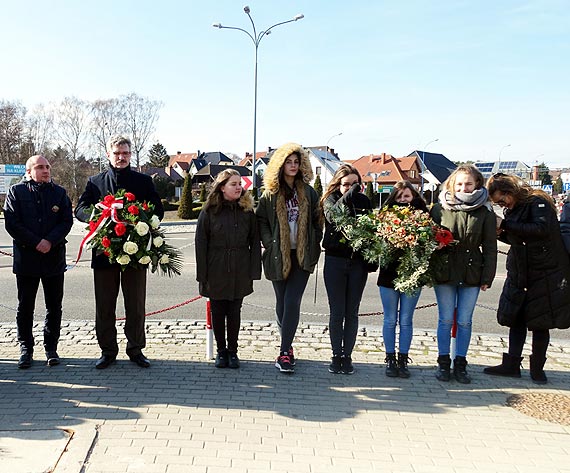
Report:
420,138,439,197
213,6,304,192
323,132,342,186
497,144,511,172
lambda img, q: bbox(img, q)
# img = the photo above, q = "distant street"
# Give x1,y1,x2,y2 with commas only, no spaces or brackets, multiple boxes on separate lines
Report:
1,219,569,341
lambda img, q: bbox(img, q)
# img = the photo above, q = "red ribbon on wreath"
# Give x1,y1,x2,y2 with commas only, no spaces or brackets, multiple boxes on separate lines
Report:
73,196,127,266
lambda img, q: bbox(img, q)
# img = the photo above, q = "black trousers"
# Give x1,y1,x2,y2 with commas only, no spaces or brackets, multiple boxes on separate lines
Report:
16,273,64,354
508,322,550,359
94,267,147,358
210,298,243,353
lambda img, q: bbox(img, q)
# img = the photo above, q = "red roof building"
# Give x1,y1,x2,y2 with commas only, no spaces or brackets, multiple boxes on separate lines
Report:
350,153,422,192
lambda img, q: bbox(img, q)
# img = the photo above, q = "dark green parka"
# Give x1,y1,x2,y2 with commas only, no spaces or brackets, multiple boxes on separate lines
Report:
430,203,497,287
256,143,324,281
195,193,261,299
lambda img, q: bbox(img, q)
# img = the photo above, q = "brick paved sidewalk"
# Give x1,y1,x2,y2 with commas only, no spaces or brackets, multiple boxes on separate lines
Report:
1,320,570,473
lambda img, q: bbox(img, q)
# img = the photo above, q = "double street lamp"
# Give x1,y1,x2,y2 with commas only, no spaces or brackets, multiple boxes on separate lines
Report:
497,143,511,171
323,132,342,186
213,6,304,191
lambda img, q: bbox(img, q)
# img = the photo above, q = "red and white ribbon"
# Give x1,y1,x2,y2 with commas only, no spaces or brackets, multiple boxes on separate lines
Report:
73,197,127,265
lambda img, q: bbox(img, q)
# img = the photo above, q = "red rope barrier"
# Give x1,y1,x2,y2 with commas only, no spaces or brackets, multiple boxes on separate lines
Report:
116,295,203,321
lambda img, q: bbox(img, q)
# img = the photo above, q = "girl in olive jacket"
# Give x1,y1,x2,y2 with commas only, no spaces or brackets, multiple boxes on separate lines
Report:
483,174,570,384
256,142,323,373
430,165,497,384
195,169,261,369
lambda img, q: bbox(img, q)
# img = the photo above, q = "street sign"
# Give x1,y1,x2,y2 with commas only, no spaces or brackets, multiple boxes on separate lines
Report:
0,164,25,175
542,185,553,194
564,183,570,192
0,164,26,194
241,176,252,190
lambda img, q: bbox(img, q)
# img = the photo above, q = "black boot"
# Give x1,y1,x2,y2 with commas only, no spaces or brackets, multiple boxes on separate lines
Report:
483,353,522,378
454,356,471,384
529,355,547,384
385,353,398,377
215,349,229,368
398,353,411,378
435,355,451,381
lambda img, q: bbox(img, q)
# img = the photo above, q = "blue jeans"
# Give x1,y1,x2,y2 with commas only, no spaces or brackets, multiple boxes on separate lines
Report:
272,252,310,354
379,286,421,354
324,255,368,356
434,284,480,357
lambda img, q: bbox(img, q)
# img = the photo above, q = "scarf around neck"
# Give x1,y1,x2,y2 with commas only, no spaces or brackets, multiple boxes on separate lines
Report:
439,187,490,212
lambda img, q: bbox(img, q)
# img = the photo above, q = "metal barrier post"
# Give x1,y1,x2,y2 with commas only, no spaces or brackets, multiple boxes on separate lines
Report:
206,298,214,360
450,307,458,367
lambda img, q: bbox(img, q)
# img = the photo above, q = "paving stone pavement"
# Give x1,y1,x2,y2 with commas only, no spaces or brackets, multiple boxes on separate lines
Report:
1,319,570,473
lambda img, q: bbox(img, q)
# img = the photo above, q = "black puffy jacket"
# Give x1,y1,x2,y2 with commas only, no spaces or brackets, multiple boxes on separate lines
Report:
497,196,570,330
4,180,73,277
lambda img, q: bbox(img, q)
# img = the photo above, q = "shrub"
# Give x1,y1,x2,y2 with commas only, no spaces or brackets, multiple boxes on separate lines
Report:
178,174,193,219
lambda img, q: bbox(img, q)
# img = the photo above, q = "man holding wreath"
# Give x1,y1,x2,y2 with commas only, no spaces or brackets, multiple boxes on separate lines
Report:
75,135,163,369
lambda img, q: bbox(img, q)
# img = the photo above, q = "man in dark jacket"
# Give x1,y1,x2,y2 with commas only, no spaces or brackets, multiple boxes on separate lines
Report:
75,135,163,369
4,155,73,369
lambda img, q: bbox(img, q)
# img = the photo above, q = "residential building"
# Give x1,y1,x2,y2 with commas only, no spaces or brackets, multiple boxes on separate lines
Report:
350,153,422,194
306,147,343,186
474,160,531,180
192,163,251,185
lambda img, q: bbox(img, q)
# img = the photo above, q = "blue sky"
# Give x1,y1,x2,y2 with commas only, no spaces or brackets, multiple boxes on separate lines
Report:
1,0,569,168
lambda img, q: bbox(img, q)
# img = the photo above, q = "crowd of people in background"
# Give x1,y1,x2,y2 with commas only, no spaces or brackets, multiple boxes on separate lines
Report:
3,139,570,386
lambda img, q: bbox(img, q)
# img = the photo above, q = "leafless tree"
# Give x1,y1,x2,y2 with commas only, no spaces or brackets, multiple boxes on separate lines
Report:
120,92,163,170
0,101,26,164
90,98,126,171
27,103,54,156
54,96,93,201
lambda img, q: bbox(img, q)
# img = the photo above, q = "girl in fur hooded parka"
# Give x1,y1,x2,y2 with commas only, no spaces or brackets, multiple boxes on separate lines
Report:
256,143,324,373
195,169,261,369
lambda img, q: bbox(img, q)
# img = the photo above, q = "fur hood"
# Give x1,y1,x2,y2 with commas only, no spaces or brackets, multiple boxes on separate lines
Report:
237,191,255,212
263,142,313,194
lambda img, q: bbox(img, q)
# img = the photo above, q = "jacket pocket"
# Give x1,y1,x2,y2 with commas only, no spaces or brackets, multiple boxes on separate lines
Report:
431,251,450,284
464,251,483,285
261,241,280,280
497,282,526,327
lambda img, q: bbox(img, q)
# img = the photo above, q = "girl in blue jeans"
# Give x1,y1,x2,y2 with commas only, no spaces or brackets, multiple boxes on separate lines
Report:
377,181,428,378
430,165,497,383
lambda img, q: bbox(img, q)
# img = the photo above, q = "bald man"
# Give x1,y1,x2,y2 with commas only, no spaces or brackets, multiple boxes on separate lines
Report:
3,155,73,368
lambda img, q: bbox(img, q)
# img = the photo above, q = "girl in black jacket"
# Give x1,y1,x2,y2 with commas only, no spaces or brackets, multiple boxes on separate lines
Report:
322,164,376,374
195,169,261,369
484,173,570,384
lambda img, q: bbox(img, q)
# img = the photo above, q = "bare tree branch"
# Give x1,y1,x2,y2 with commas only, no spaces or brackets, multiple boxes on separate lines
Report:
120,92,163,170
90,98,126,171
0,101,26,164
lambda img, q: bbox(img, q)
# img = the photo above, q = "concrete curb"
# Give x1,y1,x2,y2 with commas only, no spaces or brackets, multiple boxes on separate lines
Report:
2,319,570,368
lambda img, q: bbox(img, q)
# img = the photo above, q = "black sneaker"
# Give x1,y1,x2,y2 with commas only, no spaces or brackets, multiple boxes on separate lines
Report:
329,355,342,374
215,350,229,368
18,353,32,369
228,352,240,369
288,347,296,366
275,354,294,373
46,351,60,367
341,356,354,375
